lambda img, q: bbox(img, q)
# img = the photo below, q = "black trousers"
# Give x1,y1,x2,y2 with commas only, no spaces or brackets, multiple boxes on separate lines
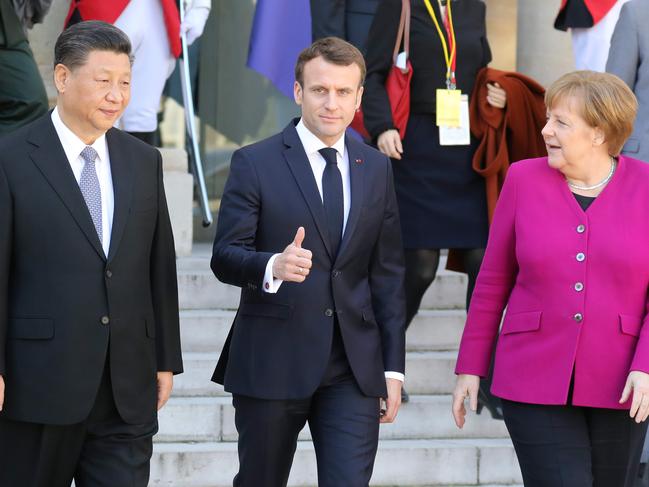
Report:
232,323,381,487
0,360,158,487
502,399,648,487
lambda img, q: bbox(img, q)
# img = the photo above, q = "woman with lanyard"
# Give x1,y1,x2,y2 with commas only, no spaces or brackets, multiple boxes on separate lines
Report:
362,0,506,406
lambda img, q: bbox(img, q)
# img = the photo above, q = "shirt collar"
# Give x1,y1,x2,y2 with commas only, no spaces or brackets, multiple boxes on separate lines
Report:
295,118,346,160
51,106,108,165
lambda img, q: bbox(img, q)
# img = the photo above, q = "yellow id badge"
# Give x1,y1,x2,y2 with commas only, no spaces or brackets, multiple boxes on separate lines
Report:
436,89,462,127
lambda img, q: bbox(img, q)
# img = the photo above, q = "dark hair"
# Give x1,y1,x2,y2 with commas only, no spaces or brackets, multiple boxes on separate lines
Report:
295,37,366,87
54,20,133,70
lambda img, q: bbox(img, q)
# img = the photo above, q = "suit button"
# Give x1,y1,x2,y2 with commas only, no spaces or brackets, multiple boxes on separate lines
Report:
573,313,583,322
332,270,341,278
100,316,110,325
576,252,585,262
325,308,334,317
105,269,113,278
577,224,586,233
574,282,584,292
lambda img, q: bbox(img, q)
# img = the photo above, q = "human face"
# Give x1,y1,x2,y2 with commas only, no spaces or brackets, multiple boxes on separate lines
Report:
54,50,131,144
541,95,606,175
294,56,363,146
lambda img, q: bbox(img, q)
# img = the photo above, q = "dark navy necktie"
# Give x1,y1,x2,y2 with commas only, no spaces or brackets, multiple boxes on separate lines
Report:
319,147,344,256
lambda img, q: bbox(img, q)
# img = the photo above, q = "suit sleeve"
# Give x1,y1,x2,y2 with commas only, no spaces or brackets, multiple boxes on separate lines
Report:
150,151,183,374
0,161,11,376
211,149,274,290
606,3,639,89
455,164,520,377
369,156,406,374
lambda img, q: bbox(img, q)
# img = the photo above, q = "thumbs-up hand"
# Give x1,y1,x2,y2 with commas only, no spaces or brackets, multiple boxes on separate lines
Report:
273,227,313,282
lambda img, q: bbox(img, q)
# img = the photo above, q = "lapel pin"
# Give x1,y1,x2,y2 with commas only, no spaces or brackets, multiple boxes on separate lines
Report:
355,158,363,164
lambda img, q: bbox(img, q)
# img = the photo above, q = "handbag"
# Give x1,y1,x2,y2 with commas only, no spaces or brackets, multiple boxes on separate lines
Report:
352,0,412,140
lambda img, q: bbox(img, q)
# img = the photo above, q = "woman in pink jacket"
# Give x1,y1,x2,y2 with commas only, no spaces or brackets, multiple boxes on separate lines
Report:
452,70,649,486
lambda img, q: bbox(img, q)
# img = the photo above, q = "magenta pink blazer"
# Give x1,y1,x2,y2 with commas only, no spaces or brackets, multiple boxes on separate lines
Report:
455,156,649,409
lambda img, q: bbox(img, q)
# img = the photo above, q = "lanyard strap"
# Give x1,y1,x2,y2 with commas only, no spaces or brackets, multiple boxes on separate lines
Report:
423,0,457,89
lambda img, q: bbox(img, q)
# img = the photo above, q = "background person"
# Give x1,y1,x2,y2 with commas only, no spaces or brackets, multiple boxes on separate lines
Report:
453,70,649,487
0,0,51,135
361,0,506,407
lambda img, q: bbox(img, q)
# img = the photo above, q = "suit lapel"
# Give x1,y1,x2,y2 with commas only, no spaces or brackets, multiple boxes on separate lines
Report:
106,129,134,262
27,115,106,260
337,137,364,260
282,123,334,260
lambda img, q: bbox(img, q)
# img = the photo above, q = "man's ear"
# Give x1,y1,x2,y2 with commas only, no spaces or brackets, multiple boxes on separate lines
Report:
53,64,71,94
294,80,303,106
355,86,364,111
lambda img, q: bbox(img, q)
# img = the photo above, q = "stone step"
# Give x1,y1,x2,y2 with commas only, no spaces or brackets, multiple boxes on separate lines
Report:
150,438,522,486
177,251,468,311
179,309,466,354
174,351,458,397
156,395,508,443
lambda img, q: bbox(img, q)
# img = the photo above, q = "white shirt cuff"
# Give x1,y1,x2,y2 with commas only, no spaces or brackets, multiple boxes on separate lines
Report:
385,371,405,382
263,254,284,293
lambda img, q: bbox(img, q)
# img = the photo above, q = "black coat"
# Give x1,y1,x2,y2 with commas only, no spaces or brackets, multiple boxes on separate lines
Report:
211,121,406,399
0,113,183,425
362,0,492,139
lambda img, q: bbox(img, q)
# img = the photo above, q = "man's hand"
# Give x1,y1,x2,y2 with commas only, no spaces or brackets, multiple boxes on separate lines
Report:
452,374,480,428
380,378,402,423
157,371,173,411
272,227,313,282
620,370,649,423
377,129,403,160
0,375,4,412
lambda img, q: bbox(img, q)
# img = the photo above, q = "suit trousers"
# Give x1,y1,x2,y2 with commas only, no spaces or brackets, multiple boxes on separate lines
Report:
232,321,381,487
0,357,158,487
502,398,648,487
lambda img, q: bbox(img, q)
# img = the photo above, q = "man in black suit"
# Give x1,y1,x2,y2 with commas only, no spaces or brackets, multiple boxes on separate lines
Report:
211,37,406,486
0,21,183,487
310,0,380,53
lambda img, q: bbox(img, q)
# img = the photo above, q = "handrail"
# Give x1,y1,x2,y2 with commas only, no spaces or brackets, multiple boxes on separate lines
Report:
179,0,213,228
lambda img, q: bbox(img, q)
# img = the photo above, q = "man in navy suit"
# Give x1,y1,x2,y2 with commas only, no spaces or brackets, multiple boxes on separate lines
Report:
211,37,406,486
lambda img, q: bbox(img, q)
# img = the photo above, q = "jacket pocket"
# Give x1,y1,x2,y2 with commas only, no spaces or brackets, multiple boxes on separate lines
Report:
501,310,542,335
361,304,377,326
619,314,643,337
8,318,54,339
239,302,293,320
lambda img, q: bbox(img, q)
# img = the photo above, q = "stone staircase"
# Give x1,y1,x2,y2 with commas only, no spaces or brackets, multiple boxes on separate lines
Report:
150,244,523,486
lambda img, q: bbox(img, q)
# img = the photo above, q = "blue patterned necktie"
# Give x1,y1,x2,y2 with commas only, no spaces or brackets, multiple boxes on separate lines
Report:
79,146,103,244
319,147,344,256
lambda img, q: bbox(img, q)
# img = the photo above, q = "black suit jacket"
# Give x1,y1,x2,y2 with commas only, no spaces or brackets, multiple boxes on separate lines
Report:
211,121,406,399
310,0,381,53
0,113,183,425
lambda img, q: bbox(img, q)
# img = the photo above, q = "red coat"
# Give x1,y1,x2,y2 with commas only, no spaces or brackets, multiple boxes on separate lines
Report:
65,0,181,57
557,0,617,25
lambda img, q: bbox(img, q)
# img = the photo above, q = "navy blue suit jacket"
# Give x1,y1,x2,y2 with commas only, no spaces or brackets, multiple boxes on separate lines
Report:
211,121,406,399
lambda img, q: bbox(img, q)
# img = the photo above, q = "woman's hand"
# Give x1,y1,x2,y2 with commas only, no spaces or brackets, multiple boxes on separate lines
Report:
452,374,480,428
377,129,403,160
620,370,649,422
486,82,507,109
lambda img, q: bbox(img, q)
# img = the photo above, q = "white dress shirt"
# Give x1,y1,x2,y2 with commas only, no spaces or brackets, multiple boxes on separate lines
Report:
262,119,404,383
51,107,115,256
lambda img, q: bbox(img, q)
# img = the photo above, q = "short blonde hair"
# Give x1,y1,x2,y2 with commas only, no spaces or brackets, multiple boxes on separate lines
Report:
545,71,637,156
